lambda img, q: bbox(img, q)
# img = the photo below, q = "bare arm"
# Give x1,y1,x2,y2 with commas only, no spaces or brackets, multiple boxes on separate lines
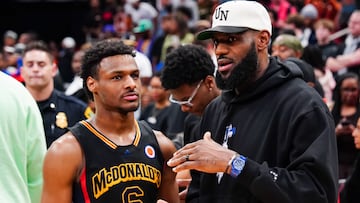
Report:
41,132,83,203
326,49,360,71
154,130,180,203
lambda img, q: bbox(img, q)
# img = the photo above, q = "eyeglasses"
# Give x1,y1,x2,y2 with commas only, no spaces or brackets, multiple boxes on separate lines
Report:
169,80,203,107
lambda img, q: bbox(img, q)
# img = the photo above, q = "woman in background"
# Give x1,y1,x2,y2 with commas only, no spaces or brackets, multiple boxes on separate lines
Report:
331,72,360,179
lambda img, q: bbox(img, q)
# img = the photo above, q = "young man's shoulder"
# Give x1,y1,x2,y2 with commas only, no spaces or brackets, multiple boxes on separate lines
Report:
48,131,81,154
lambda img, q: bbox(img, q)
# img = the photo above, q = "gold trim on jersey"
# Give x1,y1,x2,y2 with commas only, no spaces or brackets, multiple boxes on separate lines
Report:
80,120,141,149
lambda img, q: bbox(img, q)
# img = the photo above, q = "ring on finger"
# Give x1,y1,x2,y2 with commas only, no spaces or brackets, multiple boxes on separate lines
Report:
185,154,190,162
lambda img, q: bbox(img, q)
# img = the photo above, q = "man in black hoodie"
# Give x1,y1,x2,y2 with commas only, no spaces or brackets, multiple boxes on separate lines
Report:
167,1,339,202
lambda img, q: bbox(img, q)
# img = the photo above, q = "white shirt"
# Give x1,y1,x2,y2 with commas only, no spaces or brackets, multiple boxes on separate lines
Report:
65,75,83,96
125,2,158,24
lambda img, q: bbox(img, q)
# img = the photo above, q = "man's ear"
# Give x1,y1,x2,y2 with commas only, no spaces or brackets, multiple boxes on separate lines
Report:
87,76,96,93
20,65,24,77
204,75,215,90
51,63,58,78
295,51,303,59
257,31,271,51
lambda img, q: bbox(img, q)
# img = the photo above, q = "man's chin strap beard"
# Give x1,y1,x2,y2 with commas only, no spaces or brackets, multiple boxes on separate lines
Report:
215,42,259,91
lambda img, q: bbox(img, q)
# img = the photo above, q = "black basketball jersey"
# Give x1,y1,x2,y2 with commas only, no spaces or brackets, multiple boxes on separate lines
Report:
70,120,164,203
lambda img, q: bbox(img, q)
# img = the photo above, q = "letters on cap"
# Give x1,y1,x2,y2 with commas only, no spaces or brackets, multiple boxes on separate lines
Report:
197,1,272,40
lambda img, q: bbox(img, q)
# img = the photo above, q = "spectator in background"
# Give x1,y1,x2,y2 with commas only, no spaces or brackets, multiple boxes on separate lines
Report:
271,34,304,60
2,43,22,82
113,6,133,40
302,44,336,107
20,40,88,148
140,72,188,149
331,72,360,179
282,13,306,42
268,0,298,29
159,12,194,66
153,0,173,39
2,31,38,84
65,50,85,97
83,0,103,43
197,0,214,20
150,14,173,70
172,0,199,30
0,72,46,203
299,3,318,46
17,31,38,46
304,0,341,21
58,36,76,89
337,0,357,30
124,0,158,26
326,10,360,77
133,18,154,57
314,18,338,60
3,30,17,47
64,49,95,118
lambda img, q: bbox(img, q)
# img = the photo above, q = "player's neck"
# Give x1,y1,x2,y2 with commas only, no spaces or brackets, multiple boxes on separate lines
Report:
89,115,137,145
89,113,136,142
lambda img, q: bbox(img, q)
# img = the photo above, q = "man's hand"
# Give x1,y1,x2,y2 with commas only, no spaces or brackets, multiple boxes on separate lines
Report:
167,132,236,173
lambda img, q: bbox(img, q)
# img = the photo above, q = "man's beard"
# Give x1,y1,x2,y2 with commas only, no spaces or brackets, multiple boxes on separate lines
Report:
215,42,258,90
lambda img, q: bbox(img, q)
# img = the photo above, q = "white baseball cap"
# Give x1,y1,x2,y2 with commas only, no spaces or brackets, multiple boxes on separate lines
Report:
197,1,272,40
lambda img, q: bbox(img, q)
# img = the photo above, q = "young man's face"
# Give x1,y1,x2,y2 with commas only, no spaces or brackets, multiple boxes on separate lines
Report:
169,81,206,116
89,54,141,113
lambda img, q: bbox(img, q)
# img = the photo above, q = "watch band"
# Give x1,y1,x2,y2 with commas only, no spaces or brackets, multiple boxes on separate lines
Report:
230,154,246,177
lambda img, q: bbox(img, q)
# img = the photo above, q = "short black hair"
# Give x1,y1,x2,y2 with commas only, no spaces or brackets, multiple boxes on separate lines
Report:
81,38,135,100
23,40,54,62
301,45,325,73
161,44,215,89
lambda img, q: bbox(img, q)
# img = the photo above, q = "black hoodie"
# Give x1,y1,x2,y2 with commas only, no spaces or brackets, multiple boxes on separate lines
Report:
187,57,338,203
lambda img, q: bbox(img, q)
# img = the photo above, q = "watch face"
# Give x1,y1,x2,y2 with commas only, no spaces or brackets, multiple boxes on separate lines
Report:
233,158,245,170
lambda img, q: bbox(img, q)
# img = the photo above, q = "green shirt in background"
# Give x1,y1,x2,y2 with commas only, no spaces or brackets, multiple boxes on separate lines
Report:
0,72,47,203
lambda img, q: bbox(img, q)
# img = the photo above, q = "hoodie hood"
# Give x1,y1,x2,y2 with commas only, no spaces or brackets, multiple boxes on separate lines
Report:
222,56,304,104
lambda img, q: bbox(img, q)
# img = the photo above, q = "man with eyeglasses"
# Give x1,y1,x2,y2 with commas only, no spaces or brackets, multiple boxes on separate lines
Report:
161,44,221,202
166,1,338,202
162,44,220,144
169,79,203,108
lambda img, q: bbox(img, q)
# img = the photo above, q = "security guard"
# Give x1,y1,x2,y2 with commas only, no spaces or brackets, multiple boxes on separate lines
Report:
37,89,87,148
20,40,89,148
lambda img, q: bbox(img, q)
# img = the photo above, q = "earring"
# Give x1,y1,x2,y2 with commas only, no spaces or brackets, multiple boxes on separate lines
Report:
209,88,213,92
